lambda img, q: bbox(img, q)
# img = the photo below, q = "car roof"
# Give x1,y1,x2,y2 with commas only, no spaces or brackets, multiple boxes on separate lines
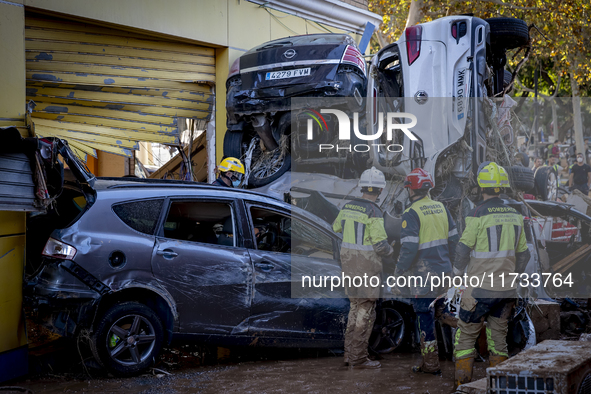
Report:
526,199,591,220
93,178,337,234
246,33,354,53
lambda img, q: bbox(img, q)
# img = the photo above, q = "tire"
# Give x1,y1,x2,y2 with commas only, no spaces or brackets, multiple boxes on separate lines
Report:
503,69,514,93
506,165,535,193
248,148,291,188
433,175,463,210
369,306,408,354
534,166,558,201
248,112,292,188
91,302,164,377
515,152,530,167
486,18,529,50
223,130,246,159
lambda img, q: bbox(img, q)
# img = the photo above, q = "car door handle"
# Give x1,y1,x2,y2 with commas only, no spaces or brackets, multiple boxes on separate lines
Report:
255,262,274,272
156,249,178,259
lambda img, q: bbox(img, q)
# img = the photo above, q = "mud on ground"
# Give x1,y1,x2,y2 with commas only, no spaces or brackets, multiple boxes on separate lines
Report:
10,339,490,394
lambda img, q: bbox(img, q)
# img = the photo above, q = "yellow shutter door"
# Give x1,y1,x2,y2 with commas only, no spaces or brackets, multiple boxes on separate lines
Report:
25,15,215,161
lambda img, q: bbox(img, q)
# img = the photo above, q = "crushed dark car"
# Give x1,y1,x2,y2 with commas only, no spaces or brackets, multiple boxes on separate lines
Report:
224,33,368,187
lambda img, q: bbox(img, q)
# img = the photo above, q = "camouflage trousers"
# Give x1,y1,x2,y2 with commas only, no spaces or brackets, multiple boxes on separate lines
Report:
344,298,377,365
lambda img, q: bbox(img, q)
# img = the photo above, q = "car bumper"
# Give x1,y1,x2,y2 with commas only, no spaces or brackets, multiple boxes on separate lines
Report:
25,260,102,337
227,71,366,120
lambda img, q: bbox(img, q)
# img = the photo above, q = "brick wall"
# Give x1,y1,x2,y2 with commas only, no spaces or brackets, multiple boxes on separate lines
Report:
340,0,369,11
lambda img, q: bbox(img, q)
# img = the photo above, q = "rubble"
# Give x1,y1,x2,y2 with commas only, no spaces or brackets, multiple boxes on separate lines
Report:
456,378,487,394
529,299,561,341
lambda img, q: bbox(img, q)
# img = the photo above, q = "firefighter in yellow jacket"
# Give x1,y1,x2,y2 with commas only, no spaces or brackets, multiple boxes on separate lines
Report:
454,162,531,385
333,167,393,369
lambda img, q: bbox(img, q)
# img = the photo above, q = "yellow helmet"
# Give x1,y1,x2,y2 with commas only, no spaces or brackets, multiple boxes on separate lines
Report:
477,162,510,189
219,157,245,174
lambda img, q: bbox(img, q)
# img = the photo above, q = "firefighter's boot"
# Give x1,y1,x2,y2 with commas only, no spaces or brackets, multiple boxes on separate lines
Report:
489,355,508,368
455,357,474,386
351,358,381,369
412,339,441,375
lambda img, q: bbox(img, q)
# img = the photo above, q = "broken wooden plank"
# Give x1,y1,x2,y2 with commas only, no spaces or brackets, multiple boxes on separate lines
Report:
552,244,591,274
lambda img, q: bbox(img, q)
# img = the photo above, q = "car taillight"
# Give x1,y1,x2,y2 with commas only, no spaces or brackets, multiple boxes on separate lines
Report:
341,45,366,74
42,237,77,260
405,25,422,65
451,21,467,42
228,57,240,78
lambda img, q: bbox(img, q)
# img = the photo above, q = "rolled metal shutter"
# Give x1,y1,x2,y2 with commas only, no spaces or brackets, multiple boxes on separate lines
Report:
0,152,36,211
25,15,215,161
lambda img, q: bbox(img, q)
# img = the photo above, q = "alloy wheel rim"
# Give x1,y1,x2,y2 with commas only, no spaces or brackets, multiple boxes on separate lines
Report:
106,314,156,366
370,308,405,353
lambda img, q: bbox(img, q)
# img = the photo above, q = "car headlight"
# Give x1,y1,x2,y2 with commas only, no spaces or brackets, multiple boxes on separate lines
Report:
42,237,77,260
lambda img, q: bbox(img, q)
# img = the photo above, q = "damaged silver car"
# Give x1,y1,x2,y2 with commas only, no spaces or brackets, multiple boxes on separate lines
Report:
27,178,369,376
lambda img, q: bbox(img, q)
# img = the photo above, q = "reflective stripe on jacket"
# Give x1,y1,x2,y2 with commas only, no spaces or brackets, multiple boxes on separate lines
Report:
397,196,458,274
456,197,528,290
332,198,391,256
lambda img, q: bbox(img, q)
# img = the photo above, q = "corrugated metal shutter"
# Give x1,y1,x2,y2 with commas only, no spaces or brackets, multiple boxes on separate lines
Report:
25,15,215,161
0,153,37,211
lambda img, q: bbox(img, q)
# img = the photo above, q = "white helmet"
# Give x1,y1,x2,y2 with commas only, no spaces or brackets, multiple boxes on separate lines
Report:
359,166,386,189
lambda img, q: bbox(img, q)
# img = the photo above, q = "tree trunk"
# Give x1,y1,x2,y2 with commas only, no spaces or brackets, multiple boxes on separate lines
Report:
405,0,424,28
375,30,389,49
551,99,559,141
570,66,585,158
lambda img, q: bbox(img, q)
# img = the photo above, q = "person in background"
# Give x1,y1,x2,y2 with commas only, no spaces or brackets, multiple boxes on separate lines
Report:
551,141,561,158
532,157,544,171
548,155,563,189
569,152,591,196
568,142,577,165
211,157,245,187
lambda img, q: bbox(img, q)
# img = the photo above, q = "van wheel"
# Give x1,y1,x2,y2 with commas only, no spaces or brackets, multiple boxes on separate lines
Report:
90,302,164,377
535,166,558,201
486,18,529,50
503,70,514,93
506,165,535,193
